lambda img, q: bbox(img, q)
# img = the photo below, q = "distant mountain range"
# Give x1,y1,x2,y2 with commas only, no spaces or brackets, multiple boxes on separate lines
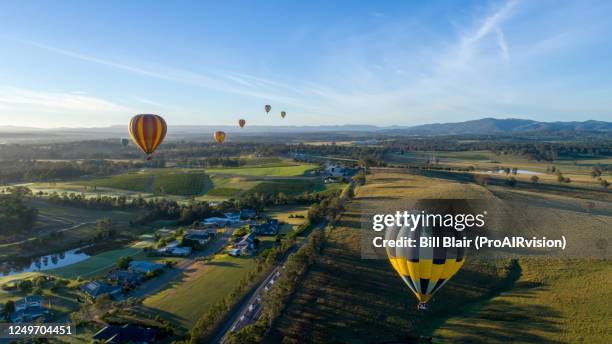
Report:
0,118,610,143
388,118,612,135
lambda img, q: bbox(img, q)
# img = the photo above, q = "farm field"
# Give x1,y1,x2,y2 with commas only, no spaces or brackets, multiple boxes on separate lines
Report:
267,168,612,343
20,162,322,203
386,150,612,189
142,253,258,329
204,162,317,177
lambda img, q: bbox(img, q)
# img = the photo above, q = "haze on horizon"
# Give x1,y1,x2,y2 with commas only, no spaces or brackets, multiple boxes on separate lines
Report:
0,0,611,128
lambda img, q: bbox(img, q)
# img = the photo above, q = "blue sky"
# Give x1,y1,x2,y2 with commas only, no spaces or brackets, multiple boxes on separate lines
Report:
0,0,611,127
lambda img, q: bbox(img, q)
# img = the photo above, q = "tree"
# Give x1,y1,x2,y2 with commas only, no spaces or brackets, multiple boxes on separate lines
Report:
506,177,517,187
530,175,539,184
4,300,15,315
352,171,366,186
117,256,133,270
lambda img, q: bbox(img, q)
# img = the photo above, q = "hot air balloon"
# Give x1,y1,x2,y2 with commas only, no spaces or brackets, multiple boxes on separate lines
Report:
128,114,167,160
239,119,246,128
214,131,226,143
385,200,467,310
265,105,271,114
120,138,130,147
281,111,286,119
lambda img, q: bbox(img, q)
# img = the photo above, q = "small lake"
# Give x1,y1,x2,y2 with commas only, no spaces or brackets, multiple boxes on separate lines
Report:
490,169,543,175
0,247,91,277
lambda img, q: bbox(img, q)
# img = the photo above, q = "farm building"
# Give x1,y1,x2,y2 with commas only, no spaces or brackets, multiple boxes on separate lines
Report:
80,281,122,300
93,324,158,344
129,261,164,274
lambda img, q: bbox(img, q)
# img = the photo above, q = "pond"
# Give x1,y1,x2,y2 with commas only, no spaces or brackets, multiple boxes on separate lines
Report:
0,247,91,277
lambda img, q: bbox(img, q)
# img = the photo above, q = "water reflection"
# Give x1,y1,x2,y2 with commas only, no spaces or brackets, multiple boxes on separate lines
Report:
0,247,91,277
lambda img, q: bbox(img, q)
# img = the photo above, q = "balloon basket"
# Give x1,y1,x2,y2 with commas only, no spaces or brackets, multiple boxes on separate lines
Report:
417,302,428,311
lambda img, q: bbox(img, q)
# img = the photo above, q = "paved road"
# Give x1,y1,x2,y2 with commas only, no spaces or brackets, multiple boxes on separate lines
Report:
212,221,327,344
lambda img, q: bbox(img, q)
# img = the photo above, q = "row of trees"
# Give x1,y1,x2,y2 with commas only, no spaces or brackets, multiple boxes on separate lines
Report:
0,159,154,184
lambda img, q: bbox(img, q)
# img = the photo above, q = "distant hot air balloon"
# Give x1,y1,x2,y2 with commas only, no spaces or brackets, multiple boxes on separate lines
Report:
239,119,246,128
281,111,287,119
385,200,468,310
214,131,226,143
121,138,130,147
128,114,167,160
265,105,271,114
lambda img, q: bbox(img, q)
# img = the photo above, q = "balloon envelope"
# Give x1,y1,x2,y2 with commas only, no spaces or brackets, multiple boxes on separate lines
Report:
128,114,167,157
385,200,467,304
265,105,271,113
239,119,246,128
281,111,286,118
214,131,226,143
121,138,130,147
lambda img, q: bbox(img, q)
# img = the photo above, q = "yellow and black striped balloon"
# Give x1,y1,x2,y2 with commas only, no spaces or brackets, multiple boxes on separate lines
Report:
385,201,467,304
128,114,167,159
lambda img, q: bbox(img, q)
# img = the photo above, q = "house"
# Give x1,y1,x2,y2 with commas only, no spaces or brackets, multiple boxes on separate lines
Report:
184,229,215,245
201,217,234,228
107,270,144,288
240,208,257,220
324,164,347,178
92,324,158,344
14,295,43,311
252,219,280,236
129,261,164,274
10,306,49,323
233,233,256,254
157,241,192,256
80,281,122,300
167,246,192,256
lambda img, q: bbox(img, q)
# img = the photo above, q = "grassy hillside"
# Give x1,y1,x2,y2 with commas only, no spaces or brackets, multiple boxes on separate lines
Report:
434,259,612,343
267,208,514,343
267,168,612,343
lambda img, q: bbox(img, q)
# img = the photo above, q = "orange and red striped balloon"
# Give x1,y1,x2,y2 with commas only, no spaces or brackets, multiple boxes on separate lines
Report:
214,131,226,143
128,114,167,159
238,119,246,128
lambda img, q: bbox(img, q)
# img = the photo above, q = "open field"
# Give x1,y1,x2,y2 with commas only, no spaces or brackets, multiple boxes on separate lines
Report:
21,162,321,203
386,150,612,189
142,253,258,329
268,168,612,343
47,246,144,280
434,259,612,343
204,163,317,177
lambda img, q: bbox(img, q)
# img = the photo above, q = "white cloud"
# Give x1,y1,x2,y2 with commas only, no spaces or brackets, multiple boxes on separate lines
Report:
0,87,132,113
